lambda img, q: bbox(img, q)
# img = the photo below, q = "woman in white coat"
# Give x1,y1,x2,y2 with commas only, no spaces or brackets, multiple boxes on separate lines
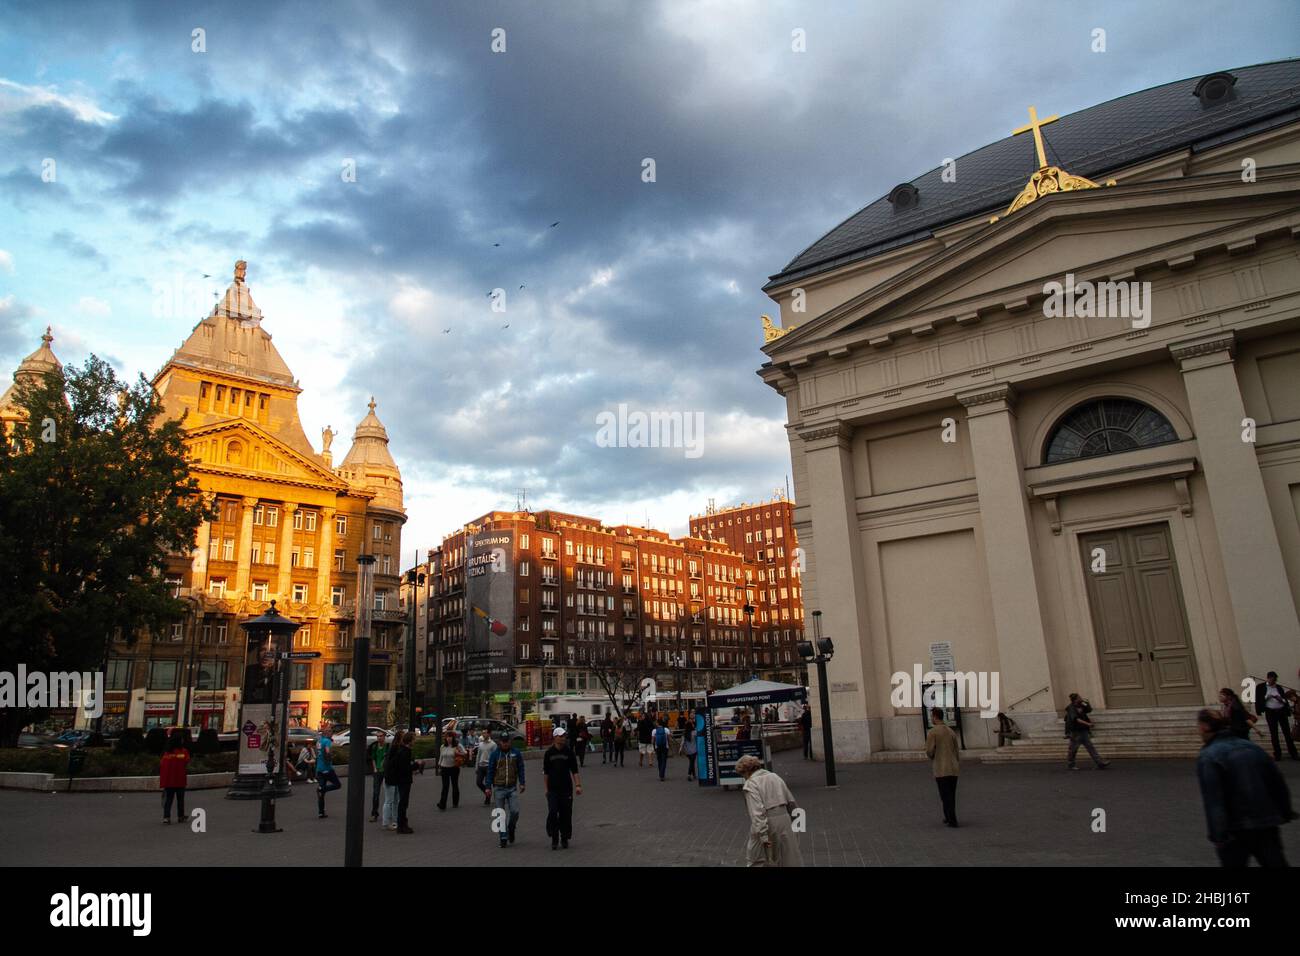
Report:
736,755,803,867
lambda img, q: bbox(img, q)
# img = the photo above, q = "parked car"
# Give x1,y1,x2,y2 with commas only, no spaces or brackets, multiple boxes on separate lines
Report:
330,726,391,747
447,717,523,742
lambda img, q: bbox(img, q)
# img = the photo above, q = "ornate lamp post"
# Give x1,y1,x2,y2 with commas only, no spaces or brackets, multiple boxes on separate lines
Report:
233,601,300,830
797,609,836,788
734,584,756,681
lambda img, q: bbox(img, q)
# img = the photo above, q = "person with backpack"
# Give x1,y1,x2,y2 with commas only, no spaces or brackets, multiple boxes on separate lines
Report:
679,709,698,781
486,733,526,848
367,730,390,822
159,729,191,825
316,727,341,818
653,718,672,781
436,728,466,810
1065,693,1109,771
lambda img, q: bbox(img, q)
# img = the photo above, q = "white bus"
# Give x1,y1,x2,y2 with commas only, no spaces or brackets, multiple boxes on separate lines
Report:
536,694,620,727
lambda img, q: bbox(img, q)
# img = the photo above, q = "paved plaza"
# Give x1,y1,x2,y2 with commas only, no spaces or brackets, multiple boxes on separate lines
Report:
5,751,1300,867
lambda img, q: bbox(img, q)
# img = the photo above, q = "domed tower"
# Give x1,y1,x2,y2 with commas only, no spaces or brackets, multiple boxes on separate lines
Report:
1,326,63,436
339,397,405,516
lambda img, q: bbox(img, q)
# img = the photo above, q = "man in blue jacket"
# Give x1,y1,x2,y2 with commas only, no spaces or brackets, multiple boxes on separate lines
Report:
486,733,526,848
1196,708,1295,867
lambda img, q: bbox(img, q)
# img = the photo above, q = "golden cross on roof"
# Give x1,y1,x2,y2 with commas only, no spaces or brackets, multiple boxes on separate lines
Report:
1012,105,1059,170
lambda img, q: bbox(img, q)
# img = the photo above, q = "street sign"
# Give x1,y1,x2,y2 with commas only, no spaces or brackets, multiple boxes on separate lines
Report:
280,651,321,660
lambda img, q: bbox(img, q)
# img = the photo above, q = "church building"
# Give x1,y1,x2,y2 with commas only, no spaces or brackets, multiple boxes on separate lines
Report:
758,60,1300,759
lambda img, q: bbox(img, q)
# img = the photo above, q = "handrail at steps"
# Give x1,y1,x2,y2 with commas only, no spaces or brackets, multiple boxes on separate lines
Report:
1005,685,1051,712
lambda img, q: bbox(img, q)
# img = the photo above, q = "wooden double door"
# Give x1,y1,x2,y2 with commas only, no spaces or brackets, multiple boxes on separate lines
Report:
1079,523,1201,708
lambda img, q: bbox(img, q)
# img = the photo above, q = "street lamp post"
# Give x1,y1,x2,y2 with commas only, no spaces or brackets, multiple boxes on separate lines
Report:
235,600,300,828
346,554,376,868
797,610,837,788
405,565,426,733
734,584,755,681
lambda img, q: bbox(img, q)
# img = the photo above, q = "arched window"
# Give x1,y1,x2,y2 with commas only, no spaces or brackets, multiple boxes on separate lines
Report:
1043,398,1177,464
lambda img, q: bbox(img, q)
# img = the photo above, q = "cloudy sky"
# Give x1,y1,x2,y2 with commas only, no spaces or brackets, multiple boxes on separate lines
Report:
0,0,1292,559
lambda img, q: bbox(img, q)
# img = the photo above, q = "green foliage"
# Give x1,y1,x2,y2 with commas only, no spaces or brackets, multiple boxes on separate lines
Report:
0,357,210,745
114,728,145,754
144,727,168,755
0,747,236,777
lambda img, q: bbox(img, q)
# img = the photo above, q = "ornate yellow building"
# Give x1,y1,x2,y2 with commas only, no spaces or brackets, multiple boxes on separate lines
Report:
98,261,407,733
0,327,62,437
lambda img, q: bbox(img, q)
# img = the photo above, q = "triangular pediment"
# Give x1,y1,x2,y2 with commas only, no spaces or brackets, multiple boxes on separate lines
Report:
767,170,1300,354
184,419,349,492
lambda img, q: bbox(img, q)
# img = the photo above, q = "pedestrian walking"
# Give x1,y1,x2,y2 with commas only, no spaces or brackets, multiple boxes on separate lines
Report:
574,716,590,768
1065,693,1110,770
653,718,672,781
159,730,190,825
486,733,526,848
637,712,654,767
366,731,390,822
1196,709,1295,866
925,708,961,827
1219,688,1256,740
385,730,424,834
1255,672,1298,760
543,727,582,850
437,729,466,810
679,710,698,781
474,727,497,805
613,716,628,767
799,704,813,760
735,754,802,867
600,713,615,764
316,727,341,818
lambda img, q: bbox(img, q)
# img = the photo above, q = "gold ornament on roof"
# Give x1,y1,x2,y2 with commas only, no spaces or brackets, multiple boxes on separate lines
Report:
762,314,797,343
989,105,1116,224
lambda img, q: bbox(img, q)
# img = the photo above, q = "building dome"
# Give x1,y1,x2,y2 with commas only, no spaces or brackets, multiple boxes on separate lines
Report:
1,327,63,422
339,397,404,514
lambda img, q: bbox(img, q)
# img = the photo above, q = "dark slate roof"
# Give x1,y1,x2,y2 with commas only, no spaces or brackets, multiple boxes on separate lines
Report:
765,59,1300,291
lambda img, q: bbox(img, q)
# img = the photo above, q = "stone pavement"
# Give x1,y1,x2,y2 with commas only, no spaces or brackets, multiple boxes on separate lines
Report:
4,751,1299,867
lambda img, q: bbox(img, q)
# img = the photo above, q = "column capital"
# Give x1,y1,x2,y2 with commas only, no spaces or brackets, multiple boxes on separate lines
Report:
282,502,299,513
321,505,337,517
797,420,853,449
1170,332,1235,369
240,496,258,508
957,382,1016,413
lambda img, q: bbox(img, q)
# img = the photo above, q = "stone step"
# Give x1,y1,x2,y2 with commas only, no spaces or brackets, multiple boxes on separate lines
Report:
981,750,1199,762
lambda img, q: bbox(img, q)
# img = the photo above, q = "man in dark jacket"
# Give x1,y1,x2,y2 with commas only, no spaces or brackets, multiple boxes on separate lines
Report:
1255,672,1299,761
1065,693,1109,770
800,704,813,760
600,714,615,764
543,727,582,849
384,731,424,834
1196,709,1295,867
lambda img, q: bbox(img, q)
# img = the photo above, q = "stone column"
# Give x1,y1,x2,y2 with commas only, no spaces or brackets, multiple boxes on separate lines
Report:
957,384,1055,712
233,496,258,597
1170,333,1300,680
797,421,878,760
317,507,336,606
277,503,298,601
192,520,211,582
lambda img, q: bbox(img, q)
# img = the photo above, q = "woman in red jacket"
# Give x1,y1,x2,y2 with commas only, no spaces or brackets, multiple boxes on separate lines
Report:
159,730,191,825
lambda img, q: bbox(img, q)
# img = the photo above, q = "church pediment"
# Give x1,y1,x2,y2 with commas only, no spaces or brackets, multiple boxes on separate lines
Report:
767,170,1300,354
184,420,347,491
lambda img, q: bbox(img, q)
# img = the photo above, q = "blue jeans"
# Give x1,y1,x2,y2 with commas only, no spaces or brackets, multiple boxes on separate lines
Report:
381,782,398,827
493,786,520,844
317,769,341,813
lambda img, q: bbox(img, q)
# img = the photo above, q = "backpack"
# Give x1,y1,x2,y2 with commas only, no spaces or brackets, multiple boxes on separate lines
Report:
654,726,669,750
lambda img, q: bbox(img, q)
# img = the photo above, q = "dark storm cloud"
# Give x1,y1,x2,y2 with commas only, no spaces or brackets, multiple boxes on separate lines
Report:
51,230,107,267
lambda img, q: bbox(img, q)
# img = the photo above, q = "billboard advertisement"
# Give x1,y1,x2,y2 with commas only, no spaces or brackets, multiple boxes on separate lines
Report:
464,529,514,694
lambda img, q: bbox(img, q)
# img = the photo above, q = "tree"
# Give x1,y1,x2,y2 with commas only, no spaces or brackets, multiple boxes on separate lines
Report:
0,357,209,745
587,647,656,720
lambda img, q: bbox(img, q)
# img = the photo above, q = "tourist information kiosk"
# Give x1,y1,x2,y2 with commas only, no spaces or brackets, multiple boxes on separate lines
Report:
698,679,807,788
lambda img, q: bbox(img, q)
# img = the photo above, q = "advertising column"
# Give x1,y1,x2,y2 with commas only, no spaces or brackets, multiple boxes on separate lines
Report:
464,530,515,708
